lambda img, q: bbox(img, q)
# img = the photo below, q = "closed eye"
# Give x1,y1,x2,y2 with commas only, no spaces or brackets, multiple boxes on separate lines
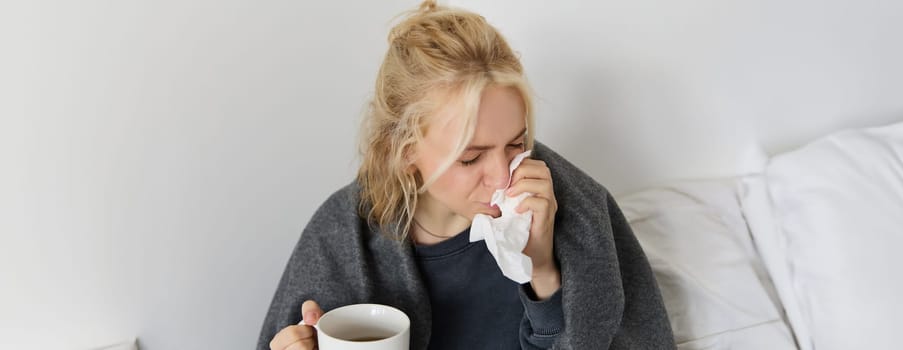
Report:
460,143,523,166
460,154,480,166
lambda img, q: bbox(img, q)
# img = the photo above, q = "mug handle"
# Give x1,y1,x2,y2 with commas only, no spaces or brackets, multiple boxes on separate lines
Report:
297,319,319,330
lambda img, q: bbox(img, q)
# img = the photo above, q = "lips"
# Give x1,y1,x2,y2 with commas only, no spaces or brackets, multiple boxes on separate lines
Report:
477,202,502,218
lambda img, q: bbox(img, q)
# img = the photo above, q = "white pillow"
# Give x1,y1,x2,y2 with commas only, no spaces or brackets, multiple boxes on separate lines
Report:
741,121,903,350
618,179,796,350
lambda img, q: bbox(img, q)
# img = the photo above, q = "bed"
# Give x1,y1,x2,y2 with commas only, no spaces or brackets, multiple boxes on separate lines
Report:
616,121,903,349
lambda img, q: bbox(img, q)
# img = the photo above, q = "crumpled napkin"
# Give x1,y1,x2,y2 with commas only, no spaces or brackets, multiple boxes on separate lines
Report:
470,150,534,284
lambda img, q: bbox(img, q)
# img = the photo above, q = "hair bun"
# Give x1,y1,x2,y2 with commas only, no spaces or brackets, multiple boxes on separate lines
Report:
418,0,438,13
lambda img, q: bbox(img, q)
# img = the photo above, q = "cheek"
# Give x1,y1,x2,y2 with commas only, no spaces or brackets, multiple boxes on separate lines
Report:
434,168,480,198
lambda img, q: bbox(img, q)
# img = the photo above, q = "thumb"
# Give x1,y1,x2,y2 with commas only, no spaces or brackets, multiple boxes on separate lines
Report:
301,300,324,325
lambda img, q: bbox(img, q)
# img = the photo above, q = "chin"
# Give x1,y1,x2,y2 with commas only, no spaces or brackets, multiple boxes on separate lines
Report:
476,209,502,219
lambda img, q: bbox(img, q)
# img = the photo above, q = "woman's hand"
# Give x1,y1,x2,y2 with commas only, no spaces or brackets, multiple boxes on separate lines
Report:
269,300,323,350
506,158,561,299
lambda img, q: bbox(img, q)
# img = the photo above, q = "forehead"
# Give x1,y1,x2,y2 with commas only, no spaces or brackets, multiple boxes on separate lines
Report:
472,86,526,136
425,85,526,141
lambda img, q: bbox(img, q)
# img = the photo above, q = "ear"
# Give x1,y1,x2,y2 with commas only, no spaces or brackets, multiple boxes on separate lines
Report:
403,146,418,174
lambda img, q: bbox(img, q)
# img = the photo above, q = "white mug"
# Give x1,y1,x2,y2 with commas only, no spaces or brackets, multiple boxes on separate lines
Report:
299,303,410,350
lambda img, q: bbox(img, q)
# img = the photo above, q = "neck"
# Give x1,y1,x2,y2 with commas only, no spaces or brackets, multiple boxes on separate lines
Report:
412,194,471,245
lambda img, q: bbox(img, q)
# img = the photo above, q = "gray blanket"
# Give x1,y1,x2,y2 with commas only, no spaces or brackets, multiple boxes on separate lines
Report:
257,141,675,349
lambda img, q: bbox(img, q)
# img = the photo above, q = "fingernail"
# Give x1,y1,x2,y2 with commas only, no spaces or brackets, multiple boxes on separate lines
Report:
304,311,317,324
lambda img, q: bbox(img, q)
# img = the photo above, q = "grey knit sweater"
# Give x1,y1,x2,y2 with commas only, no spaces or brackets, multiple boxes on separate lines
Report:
257,142,675,349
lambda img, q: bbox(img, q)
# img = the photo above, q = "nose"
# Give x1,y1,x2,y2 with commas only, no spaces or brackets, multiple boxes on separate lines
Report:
483,153,510,189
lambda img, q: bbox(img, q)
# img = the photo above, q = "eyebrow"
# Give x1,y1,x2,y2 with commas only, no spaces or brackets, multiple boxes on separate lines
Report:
465,127,528,152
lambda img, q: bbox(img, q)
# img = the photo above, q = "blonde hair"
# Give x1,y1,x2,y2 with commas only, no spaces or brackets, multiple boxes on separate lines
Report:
357,0,536,240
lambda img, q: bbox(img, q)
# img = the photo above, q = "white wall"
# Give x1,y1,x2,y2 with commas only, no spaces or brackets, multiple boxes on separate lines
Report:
2,0,420,349
2,0,902,349
455,0,903,195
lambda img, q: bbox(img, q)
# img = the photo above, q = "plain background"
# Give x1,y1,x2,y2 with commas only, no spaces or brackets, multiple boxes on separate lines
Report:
2,0,901,349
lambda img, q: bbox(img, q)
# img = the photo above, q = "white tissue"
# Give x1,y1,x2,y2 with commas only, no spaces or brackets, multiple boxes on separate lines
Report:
470,150,534,284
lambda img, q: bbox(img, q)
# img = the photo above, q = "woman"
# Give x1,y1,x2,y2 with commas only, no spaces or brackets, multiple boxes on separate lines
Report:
258,1,674,349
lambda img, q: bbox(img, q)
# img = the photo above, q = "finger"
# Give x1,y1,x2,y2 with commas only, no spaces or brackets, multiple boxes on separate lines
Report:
509,159,551,184
284,338,317,350
506,178,554,198
510,160,550,183
270,325,317,350
301,300,324,325
515,195,553,215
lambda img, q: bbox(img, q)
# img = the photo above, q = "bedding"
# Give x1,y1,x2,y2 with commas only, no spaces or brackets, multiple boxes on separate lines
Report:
740,121,903,350
618,179,796,349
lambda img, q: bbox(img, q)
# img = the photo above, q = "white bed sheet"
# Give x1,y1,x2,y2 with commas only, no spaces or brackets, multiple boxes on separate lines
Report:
618,179,796,349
